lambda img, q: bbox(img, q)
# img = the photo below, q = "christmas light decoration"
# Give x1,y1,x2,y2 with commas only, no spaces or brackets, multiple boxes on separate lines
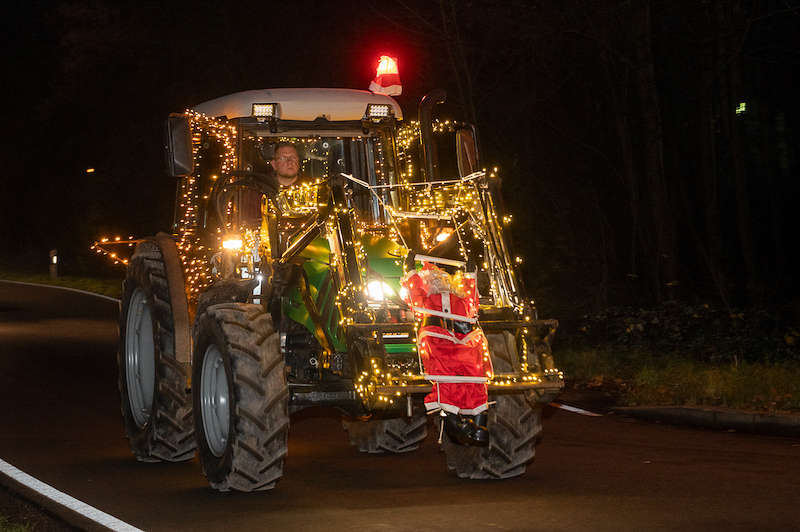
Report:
90,108,562,409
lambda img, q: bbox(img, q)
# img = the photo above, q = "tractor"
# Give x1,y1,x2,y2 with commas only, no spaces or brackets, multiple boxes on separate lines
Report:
117,79,563,492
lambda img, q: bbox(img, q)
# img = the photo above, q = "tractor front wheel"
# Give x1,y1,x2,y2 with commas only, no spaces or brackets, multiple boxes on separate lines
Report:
193,303,289,492
438,331,543,479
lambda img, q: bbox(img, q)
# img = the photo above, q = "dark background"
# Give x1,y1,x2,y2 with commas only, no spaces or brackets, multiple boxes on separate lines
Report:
3,0,799,319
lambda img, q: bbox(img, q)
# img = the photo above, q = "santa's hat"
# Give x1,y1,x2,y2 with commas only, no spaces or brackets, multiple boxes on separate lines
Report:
369,55,402,96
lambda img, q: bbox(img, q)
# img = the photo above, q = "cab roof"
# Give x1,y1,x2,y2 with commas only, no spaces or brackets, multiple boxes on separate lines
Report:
191,88,403,121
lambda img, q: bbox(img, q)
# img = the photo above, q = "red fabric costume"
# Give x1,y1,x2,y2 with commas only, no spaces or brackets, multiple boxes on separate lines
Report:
402,263,492,415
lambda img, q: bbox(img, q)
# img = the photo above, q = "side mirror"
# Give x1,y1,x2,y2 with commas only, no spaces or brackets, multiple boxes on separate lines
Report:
165,114,194,177
456,126,480,177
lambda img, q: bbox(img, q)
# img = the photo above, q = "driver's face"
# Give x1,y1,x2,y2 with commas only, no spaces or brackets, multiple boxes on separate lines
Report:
271,146,300,186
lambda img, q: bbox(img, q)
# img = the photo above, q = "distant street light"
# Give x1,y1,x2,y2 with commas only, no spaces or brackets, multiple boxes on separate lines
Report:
86,168,95,173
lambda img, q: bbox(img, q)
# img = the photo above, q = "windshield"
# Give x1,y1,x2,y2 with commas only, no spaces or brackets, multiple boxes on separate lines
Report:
239,128,399,225
186,119,520,310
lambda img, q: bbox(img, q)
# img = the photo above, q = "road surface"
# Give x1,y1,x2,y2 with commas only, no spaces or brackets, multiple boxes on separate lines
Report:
1,281,798,531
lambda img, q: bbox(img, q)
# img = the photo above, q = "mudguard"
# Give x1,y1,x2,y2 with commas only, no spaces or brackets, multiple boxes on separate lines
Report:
154,232,192,366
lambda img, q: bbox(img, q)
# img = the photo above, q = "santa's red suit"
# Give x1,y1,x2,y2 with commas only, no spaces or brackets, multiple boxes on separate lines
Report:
401,263,492,415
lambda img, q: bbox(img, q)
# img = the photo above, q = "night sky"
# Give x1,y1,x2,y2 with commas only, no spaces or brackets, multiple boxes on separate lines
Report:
3,0,799,317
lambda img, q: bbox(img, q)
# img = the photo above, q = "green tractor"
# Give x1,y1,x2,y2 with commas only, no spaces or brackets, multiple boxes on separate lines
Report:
117,85,563,491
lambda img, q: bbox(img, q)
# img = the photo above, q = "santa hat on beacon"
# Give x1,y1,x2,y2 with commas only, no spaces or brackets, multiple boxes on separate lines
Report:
369,55,402,96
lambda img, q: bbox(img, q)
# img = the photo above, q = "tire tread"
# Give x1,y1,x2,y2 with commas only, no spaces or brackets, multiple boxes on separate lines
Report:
194,304,289,492
118,239,195,463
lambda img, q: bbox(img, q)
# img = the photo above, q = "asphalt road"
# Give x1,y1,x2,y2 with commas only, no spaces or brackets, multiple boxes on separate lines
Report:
1,280,799,532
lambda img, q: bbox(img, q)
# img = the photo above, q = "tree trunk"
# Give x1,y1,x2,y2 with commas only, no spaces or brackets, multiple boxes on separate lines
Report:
633,0,675,302
715,0,757,300
698,31,730,307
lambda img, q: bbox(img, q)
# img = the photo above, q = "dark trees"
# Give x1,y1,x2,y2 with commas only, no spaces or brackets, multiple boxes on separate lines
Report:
5,0,798,315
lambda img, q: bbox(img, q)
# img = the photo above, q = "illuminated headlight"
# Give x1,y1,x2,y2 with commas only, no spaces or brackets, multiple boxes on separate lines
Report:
222,238,243,250
367,280,395,301
252,103,278,118
435,228,453,242
365,103,392,119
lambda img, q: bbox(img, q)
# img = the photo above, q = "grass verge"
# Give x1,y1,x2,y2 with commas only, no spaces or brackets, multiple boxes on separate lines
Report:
0,514,29,532
558,347,800,413
0,270,122,299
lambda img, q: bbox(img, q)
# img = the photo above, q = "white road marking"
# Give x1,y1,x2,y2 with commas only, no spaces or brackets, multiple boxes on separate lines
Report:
1,280,133,529
0,279,120,303
0,458,143,532
550,402,603,416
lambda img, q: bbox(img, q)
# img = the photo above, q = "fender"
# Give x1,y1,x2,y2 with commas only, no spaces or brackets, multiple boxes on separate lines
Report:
154,232,192,367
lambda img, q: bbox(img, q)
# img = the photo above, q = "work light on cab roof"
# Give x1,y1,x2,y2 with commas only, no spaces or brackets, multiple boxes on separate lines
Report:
252,103,278,119
369,55,402,96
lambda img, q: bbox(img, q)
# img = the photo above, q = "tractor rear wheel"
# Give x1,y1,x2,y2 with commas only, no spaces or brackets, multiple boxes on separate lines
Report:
193,303,289,492
438,331,542,479
118,239,195,462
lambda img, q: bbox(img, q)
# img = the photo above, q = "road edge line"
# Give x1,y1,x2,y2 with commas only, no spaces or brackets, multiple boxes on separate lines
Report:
0,279,120,303
1,280,134,529
0,458,143,532
549,402,603,416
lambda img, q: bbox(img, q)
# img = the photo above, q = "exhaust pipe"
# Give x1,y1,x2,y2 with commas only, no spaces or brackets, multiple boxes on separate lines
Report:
418,89,446,182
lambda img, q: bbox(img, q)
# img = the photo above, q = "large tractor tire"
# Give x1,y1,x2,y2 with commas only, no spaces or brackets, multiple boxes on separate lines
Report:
342,414,428,454
118,239,195,462
193,303,289,492
438,331,543,479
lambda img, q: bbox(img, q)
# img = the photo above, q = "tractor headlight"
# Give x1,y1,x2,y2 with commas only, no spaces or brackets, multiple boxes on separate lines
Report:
366,280,395,301
398,286,408,301
435,228,453,242
222,237,243,250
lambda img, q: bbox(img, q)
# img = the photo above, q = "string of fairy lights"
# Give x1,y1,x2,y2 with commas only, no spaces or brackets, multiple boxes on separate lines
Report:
91,110,563,406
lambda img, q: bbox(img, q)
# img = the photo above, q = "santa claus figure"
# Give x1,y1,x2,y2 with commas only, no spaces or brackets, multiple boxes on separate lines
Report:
401,262,492,445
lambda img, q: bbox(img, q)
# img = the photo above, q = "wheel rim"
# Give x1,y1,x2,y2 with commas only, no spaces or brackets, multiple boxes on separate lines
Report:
200,344,230,457
125,287,156,428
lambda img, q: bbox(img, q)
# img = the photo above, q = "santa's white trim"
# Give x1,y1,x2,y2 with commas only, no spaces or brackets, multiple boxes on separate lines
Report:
425,401,489,415
418,328,484,345
411,306,478,323
441,292,449,313
369,81,402,96
414,254,466,267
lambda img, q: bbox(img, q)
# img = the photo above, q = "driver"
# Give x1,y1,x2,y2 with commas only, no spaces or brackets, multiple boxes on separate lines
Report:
271,142,301,186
